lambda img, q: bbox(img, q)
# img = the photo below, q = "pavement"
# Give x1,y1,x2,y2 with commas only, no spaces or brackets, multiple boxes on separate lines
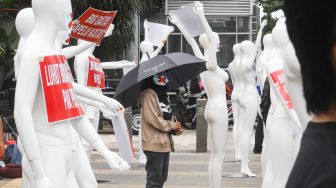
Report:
0,130,262,188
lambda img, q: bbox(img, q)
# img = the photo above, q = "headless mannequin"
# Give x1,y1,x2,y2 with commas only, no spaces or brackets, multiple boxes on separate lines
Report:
228,43,242,161
137,19,169,165
170,2,229,187
272,18,311,129
262,18,302,188
14,1,129,187
74,38,135,159
257,34,275,188
238,20,267,177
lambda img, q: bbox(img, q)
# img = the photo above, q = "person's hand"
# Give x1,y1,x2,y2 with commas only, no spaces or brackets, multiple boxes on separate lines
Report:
144,19,149,30
168,11,179,25
174,122,182,130
106,151,131,172
33,176,53,188
104,24,115,37
260,19,268,29
193,1,205,18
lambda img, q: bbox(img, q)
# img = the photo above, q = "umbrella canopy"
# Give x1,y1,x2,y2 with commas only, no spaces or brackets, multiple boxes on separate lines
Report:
114,52,206,108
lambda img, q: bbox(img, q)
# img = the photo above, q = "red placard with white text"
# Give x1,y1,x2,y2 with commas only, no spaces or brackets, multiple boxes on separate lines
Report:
87,57,105,89
39,55,84,123
71,7,117,43
270,70,294,110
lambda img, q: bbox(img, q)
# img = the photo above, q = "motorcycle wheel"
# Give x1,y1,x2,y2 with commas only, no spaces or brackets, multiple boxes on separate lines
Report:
181,109,196,130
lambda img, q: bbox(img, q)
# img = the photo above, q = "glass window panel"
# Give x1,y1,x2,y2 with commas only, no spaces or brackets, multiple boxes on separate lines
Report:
182,37,203,55
168,34,181,53
217,35,236,68
237,17,250,32
237,34,250,43
208,17,236,33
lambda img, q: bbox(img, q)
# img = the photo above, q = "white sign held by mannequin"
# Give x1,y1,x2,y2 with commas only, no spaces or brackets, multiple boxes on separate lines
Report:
148,22,173,46
174,3,205,37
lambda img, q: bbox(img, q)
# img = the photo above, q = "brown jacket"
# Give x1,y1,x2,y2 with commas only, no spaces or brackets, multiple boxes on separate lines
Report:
137,89,178,152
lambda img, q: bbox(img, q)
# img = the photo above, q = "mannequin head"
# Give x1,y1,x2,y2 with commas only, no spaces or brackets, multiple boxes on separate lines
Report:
240,40,254,56
15,8,35,38
272,18,290,48
263,34,275,50
32,0,72,31
232,43,241,55
199,32,220,52
140,40,154,54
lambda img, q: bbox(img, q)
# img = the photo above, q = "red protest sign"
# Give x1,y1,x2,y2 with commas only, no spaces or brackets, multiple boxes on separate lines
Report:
71,7,117,43
87,57,105,89
39,55,84,123
270,70,294,110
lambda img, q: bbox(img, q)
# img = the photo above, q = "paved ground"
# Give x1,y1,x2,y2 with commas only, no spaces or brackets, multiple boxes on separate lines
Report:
0,130,262,188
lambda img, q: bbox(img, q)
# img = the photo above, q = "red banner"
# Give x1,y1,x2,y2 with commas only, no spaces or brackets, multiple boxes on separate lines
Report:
39,55,84,123
270,70,294,110
71,7,117,43
87,57,105,89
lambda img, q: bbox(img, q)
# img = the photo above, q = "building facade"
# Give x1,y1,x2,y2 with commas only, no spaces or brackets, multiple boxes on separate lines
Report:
138,0,260,68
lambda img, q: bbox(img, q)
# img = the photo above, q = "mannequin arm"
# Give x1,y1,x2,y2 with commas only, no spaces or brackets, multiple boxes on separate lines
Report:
14,54,19,79
169,11,203,59
144,19,150,41
194,1,215,42
14,56,47,179
61,41,95,59
247,20,267,69
71,82,123,113
150,42,165,58
101,60,136,69
76,95,115,118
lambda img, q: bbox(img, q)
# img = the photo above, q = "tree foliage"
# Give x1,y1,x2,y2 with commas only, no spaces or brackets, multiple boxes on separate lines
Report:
256,0,283,37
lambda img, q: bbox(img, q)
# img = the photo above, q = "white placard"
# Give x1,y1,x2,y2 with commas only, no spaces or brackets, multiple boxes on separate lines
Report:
174,3,205,37
148,22,173,46
111,112,135,163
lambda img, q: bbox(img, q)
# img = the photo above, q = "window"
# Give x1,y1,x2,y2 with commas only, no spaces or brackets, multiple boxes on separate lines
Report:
237,17,250,32
208,17,236,33
237,34,250,43
217,35,236,68
168,34,181,53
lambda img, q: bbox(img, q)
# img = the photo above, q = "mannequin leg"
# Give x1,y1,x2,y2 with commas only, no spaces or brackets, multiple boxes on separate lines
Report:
231,101,241,160
261,116,273,188
21,155,32,188
40,145,72,188
205,108,228,188
269,118,294,188
239,95,258,177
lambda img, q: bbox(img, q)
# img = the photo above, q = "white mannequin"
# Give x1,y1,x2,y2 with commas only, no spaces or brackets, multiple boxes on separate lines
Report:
169,2,229,187
254,33,275,187
227,43,242,161
14,0,129,187
238,20,267,177
74,37,136,159
272,17,311,129
262,18,302,188
137,19,169,165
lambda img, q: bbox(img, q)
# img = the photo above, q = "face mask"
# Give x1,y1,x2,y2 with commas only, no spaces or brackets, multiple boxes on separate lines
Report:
153,73,169,86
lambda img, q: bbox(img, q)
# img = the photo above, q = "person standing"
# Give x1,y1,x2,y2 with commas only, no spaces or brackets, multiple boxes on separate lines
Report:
137,74,182,188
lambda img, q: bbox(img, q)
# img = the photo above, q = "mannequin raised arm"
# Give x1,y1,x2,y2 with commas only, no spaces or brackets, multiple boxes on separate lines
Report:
61,24,115,59
246,20,267,69
169,11,203,59
101,60,136,69
71,82,123,113
150,41,165,58
194,1,214,43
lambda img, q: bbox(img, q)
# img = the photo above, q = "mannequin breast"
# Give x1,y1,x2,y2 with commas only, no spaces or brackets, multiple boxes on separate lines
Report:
74,54,102,93
202,67,228,108
20,46,73,146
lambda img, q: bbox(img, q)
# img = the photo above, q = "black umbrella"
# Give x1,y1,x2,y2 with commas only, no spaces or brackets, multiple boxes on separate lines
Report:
114,52,206,108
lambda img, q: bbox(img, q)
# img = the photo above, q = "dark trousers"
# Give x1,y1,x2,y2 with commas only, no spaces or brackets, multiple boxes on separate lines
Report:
144,151,170,188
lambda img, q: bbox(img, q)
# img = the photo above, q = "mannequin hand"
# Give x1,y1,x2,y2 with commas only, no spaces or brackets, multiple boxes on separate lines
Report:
168,11,179,25
170,26,175,33
106,151,131,172
260,20,268,29
104,24,115,37
193,1,205,18
159,40,166,47
33,176,53,188
105,98,124,113
98,104,116,119
144,19,149,30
